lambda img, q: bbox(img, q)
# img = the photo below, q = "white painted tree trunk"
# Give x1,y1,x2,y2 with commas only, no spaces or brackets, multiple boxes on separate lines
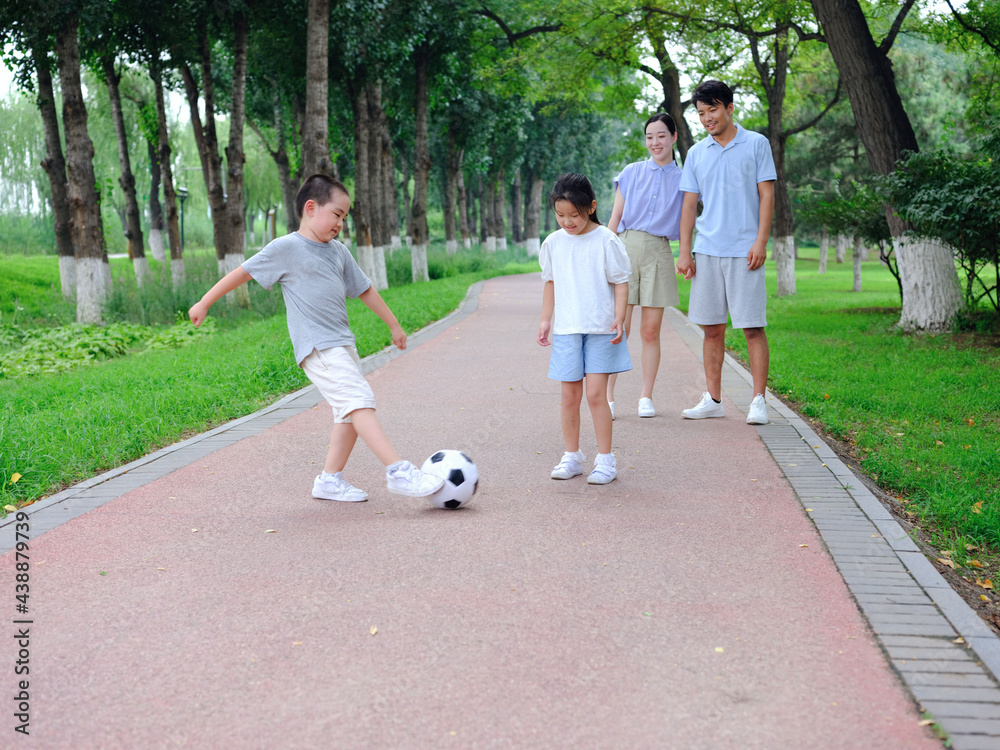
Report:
133,256,150,287
149,228,165,262
773,234,796,296
463,237,472,250
485,236,497,252
818,230,829,275
445,238,458,255
342,238,351,250
859,243,869,262
525,237,540,257
411,243,429,282
221,253,250,307
390,235,402,250
497,237,508,251
852,236,863,292
76,256,108,324
357,243,377,285
373,245,388,291
895,236,963,331
835,234,847,263
59,255,76,300
171,256,186,290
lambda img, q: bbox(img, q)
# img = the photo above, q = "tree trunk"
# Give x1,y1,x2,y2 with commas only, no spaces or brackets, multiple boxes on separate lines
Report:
223,10,250,305
382,134,400,251
836,234,847,263
351,83,377,281
410,45,431,282
510,169,523,245
456,162,470,249
649,29,693,162
302,0,332,176
494,169,507,250
147,141,166,262
150,58,184,288
818,229,829,274
477,174,487,243
34,45,75,299
366,82,388,290
444,123,460,255
102,54,147,285
895,238,963,330
761,28,795,297
852,235,863,292
56,16,108,324
811,0,961,330
523,169,543,256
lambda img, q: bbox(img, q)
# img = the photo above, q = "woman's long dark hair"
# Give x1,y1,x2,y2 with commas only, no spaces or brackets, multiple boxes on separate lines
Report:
549,173,600,226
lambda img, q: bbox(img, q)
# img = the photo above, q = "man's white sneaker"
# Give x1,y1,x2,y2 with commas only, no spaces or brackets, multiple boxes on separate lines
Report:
386,461,445,497
551,451,585,480
313,472,368,502
747,394,769,425
609,401,615,421
638,397,656,418
682,392,725,419
587,453,617,485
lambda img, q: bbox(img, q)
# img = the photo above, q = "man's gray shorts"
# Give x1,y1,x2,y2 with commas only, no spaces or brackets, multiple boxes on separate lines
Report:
688,254,767,329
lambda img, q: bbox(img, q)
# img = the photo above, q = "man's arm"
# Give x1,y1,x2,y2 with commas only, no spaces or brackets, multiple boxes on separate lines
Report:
676,191,700,280
358,285,406,350
189,266,253,326
748,180,775,271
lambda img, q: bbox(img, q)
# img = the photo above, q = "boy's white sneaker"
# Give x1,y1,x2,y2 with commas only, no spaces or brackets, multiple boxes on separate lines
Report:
386,461,445,497
551,451,585,480
638,397,656,418
747,394,769,425
682,392,725,419
588,453,617,485
313,472,368,502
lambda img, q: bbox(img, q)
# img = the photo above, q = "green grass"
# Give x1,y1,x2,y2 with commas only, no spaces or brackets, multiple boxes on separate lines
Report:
0,246,536,508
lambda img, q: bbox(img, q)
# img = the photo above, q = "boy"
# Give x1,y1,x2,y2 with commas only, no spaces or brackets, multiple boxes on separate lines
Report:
189,174,444,502
675,81,776,425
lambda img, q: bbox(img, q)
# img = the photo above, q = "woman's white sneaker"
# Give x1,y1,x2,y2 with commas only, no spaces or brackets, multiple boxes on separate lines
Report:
682,392,725,419
638,397,656,418
747,394,769,425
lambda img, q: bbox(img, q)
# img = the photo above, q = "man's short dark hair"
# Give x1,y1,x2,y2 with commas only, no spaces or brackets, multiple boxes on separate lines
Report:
692,80,734,109
295,174,349,219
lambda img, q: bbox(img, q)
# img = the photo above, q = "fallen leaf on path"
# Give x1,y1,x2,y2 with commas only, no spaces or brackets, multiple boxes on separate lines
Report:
918,719,935,727
977,578,994,590
370,626,378,635
642,612,653,617
982,594,991,602
293,641,303,646
265,529,276,533
938,557,957,569
191,529,199,532
967,544,979,551
3,504,15,512
953,637,966,644
799,544,808,548
805,508,813,512
941,550,952,556
714,647,724,653
157,567,166,571
971,560,984,568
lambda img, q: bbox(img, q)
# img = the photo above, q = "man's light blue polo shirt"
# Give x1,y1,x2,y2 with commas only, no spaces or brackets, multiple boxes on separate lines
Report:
679,125,777,258
614,159,683,240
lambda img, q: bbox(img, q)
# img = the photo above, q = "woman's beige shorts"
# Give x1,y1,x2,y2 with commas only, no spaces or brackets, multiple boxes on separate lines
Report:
620,229,680,308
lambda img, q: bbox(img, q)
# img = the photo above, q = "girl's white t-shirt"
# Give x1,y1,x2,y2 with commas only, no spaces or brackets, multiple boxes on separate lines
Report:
539,225,631,335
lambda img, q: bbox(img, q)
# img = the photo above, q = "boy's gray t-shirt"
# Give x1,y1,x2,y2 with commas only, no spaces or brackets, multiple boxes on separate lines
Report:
242,232,372,365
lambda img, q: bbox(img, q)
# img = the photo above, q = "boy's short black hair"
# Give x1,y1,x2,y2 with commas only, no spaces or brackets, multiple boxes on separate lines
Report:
295,174,349,219
692,80,734,109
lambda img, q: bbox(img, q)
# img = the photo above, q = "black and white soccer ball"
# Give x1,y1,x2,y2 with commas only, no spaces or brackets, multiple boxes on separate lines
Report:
421,450,479,509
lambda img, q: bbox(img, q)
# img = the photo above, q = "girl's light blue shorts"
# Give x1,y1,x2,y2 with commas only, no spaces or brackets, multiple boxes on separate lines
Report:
548,333,632,382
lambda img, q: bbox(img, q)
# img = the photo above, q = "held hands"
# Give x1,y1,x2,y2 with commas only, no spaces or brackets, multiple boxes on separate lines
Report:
537,320,551,347
747,241,767,271
675,253,695,280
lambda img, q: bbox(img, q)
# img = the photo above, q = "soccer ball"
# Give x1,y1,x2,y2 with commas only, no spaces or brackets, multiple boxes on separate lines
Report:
421,450,479,509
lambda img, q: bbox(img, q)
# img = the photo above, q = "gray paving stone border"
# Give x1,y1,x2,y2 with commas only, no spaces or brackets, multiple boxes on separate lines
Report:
666,307,1000,750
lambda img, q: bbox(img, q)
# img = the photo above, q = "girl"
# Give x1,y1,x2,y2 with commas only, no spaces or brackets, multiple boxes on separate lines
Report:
606,113,684,420
537,173,632,485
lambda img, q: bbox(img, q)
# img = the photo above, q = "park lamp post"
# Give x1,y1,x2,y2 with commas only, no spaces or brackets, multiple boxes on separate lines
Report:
177,187,189,249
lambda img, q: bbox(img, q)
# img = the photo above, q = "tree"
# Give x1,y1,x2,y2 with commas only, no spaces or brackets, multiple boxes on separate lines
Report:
301,0,332,176
810,0,962,330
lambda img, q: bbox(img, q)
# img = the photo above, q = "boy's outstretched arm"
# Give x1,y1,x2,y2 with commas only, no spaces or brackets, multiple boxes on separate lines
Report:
358,285,406,350
189,266,253,326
